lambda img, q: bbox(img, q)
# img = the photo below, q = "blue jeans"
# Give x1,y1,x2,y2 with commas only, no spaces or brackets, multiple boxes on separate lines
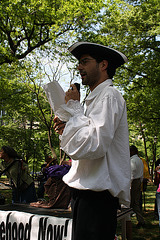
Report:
156,191,160,227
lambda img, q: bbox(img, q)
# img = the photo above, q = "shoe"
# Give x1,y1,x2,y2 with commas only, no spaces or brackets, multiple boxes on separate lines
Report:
136,222,145,228
30,200,48,207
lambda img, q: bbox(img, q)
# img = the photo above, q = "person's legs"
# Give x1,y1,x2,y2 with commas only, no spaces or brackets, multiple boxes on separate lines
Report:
131,179,145,226
0,193,5,205
12,187,21,203
155,198,158,216
71,189,118,240
126,220,132,240
37,181,45,199
156,192,160,228
20,182,37,203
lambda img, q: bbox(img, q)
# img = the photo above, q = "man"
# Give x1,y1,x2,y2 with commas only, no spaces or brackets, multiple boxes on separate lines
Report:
54,42,131,240
130,145,145,228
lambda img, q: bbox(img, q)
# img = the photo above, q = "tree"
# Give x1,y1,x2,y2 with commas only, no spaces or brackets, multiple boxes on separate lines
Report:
0,61,59,168
0,0,103,65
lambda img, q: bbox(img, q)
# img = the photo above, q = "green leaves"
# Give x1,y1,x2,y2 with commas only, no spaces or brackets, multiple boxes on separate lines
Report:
0,0,103,65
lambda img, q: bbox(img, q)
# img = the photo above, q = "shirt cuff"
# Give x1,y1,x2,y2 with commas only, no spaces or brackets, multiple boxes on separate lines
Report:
55,100,84,122
64,100,84,116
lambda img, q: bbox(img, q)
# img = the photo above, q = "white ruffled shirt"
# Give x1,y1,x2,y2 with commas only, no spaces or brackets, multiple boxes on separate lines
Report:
60,79,131,207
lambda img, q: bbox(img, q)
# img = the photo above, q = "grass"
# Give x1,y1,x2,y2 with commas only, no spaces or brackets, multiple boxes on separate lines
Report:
116,182,160,239
0,182,160,239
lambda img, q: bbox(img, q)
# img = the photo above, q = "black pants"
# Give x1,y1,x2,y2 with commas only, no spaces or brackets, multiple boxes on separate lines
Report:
130,178,145,224
70,188,119,240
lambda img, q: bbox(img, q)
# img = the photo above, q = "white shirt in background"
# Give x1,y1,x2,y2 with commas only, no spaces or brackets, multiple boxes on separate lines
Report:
130,154,144,182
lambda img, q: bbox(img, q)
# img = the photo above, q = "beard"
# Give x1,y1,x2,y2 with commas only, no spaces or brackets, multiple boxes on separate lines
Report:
81,64,101,88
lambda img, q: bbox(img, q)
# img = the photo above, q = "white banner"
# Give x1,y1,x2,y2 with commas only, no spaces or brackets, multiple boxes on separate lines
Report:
0,210,72,240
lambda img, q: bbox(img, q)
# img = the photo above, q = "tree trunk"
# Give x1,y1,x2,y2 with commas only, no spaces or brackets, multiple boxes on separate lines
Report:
139,121,149,168
48,129,57,160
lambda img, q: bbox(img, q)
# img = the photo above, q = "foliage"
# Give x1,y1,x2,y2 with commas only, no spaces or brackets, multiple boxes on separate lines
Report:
0,61,59,168
0,0,103,64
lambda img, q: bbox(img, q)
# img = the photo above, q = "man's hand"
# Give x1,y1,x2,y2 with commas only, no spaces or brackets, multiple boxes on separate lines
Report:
65,84,80,103
53,116,66,135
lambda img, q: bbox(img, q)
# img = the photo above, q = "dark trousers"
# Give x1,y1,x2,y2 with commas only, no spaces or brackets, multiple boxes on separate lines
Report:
12,182,37,203
37,181,46,198
131,179,145,224
70,188,119,240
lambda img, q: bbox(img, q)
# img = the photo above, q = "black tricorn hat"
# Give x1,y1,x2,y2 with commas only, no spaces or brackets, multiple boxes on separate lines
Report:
68,42,128,68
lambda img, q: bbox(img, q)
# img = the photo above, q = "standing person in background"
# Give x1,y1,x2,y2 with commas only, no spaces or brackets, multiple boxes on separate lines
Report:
0,146,37,203
53,42,131,240
130,145,145,228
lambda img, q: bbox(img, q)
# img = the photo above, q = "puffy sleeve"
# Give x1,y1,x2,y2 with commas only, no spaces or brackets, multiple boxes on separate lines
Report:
61,94,124,160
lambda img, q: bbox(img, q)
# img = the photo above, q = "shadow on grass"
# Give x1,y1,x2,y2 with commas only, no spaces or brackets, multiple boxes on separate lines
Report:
131,211,159,240
117,183,160,240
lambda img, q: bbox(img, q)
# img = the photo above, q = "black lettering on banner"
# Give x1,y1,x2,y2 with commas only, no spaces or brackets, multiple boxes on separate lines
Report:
24,215,34,240
46,224,53,240
64,220,69,239
0,221,5,240
38,217,70,240
12,222,18,240
0,212,34,240
6,212,12,240
0,212,71,240
54,225,64,240
38,217,48,240
18,222,24,240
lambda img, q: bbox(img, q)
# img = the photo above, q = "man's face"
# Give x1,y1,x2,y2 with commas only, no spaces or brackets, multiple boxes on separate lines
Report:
77,54,101,91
